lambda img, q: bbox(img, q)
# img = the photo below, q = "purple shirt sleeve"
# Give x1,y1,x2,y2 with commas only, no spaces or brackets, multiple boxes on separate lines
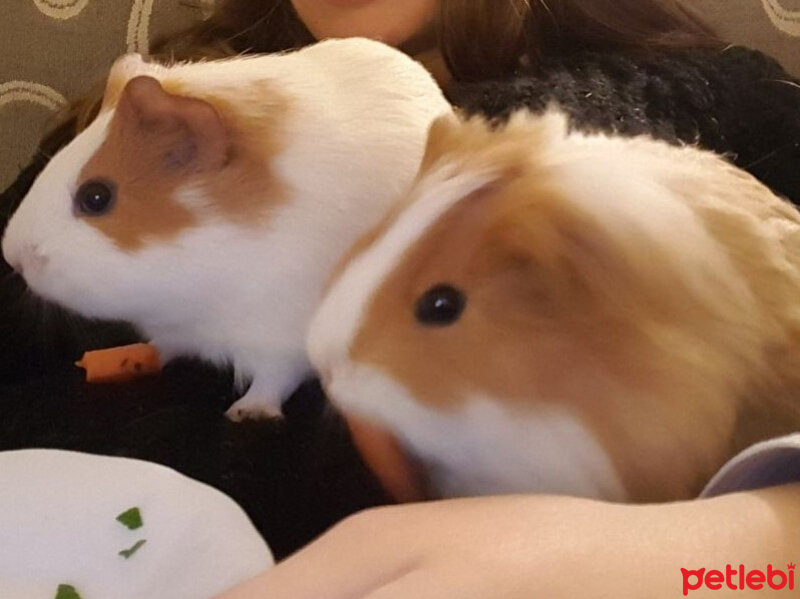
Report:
701,434,800,497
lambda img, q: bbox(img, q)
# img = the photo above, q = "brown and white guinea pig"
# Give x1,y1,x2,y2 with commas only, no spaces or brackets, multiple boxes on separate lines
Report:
307,109,800,503
1,38,451,419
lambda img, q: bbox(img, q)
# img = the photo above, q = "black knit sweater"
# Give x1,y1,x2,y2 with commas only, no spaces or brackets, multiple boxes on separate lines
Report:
453,46,800,205
1,45,799,559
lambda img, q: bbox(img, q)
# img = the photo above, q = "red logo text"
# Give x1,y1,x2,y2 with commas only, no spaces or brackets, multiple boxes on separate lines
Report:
682,564,795,595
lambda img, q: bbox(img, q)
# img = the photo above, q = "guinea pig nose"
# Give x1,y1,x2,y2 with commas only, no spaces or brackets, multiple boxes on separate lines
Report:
2,242,21,273
4,242,47,275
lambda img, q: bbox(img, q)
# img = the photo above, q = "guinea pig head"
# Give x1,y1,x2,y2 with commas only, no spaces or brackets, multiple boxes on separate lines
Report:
2,55,281,325
308,112,800,501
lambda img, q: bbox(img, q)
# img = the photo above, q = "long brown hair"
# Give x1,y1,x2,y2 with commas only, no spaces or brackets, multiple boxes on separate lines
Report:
45,0,718,143
169,0,717,80
154,0,314,60
438,0,718,81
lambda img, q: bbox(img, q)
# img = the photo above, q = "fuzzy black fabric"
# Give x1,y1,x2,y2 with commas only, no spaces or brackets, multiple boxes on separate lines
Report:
452,46,800,206
2,45,800,561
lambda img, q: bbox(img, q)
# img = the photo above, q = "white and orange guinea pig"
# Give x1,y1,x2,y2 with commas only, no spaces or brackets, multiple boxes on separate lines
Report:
308,110,800,503
1,38,451,419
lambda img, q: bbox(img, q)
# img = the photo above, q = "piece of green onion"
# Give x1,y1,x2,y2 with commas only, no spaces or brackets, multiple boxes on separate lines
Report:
116,507,143,530
54,584,82,599
118,539,147,559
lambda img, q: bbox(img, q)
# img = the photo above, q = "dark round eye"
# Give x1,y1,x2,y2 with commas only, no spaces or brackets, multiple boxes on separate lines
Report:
414,284,466,327
75,179,116,216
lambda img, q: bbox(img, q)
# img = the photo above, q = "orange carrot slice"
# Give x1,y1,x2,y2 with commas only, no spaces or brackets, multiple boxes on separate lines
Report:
75,343,161,383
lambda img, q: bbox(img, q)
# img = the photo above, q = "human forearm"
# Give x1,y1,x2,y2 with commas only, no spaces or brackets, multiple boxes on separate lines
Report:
213,486,800,599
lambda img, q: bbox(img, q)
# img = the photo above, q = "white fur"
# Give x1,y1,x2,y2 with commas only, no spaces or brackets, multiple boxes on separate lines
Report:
2,38,451,418
2,111,115,289
326,362,627,499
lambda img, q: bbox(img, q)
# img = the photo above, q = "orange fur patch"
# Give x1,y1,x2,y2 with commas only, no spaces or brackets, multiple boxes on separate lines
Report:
79,109,198,250
82,74,288,250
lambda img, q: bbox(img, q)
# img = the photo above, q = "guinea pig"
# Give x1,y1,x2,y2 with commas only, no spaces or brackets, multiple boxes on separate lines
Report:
1,38,451,419
307,109,800,503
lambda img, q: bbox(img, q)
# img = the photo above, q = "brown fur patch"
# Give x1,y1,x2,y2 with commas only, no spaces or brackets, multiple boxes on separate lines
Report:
81,74,288,250
349,116,800,501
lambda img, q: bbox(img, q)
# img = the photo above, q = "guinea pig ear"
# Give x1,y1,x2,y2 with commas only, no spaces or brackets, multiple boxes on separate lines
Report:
101,54,151,111
420,113,463,171
116,76,231,173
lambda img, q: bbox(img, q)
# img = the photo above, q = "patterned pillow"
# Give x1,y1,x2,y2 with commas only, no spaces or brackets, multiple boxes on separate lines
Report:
692,0,800,77
0,0,211,190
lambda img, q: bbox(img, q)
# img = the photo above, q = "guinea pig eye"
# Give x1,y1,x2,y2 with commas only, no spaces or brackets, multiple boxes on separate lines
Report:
75,179,116,216
415,284,466,327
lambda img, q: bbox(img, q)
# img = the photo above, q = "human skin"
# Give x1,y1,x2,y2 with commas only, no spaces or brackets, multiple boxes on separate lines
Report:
289,0,439,48
214,486,800,598
289,0,448,83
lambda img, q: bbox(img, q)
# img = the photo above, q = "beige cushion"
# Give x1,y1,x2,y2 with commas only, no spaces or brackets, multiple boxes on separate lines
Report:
691,0,800,76
0,0,211,190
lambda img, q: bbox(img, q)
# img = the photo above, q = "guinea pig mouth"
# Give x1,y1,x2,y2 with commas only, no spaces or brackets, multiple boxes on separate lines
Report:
344,413,430,503
3,241,48,279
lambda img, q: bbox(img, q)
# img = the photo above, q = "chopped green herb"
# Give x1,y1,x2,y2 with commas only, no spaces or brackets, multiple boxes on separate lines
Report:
116,507,143,530
55,584,82,599
119,539,147,559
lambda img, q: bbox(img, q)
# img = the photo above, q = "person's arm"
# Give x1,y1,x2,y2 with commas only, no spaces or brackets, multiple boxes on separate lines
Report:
213,485,800,599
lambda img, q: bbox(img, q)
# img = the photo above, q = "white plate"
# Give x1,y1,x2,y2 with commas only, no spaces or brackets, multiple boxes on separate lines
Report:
0,449,273,599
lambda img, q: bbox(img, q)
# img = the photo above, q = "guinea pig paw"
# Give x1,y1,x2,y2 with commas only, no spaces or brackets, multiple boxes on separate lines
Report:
225,395,282,422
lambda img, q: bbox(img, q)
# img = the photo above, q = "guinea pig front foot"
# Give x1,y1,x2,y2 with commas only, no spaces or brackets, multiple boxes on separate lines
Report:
225,391,282,422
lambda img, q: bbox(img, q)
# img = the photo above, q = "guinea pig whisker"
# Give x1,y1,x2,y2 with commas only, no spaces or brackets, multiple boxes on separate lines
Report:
742,139,800,169
767,79,800,91
223,2,279,44
533,0,554,20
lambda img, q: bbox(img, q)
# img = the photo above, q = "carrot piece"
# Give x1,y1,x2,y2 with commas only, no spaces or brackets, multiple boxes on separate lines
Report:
75,343,161,383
